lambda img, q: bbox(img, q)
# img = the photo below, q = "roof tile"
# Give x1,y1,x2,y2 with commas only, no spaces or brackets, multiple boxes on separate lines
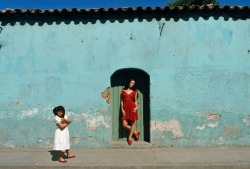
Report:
0,5,249,19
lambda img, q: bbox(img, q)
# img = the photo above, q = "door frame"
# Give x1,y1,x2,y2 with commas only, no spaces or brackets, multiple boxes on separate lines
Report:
110,68,150,143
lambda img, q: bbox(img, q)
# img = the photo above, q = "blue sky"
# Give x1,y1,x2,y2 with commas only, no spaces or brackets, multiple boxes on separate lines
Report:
0,0,249,10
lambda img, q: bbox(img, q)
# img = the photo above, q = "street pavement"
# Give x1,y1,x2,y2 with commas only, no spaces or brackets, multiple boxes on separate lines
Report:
0,141,250,169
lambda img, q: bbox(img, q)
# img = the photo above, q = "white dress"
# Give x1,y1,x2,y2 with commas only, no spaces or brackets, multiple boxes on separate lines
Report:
53,115,70,151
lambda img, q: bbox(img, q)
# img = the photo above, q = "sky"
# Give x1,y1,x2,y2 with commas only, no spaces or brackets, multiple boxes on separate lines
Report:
0,0,249,10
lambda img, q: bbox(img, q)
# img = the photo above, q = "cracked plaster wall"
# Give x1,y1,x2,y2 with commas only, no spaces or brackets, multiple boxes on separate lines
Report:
0,15,250,148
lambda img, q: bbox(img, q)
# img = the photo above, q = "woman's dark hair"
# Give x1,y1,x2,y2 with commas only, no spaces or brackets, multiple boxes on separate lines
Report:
124,79,136,91
53,106,65,117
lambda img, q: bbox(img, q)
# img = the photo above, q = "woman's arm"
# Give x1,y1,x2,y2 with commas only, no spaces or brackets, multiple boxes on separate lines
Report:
134,91,138,111
121,92,125,115
121,99,124,110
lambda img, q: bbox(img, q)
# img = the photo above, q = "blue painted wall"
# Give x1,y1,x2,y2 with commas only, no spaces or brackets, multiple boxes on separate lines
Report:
0,15,250,148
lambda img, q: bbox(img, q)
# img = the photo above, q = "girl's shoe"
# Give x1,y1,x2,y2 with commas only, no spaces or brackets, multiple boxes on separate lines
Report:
59,159,67,163
135,132,140,141
127,139,132,145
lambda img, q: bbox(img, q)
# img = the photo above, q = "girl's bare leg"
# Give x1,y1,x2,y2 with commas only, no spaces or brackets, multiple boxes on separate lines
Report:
65,149,75,158
57,151,65,161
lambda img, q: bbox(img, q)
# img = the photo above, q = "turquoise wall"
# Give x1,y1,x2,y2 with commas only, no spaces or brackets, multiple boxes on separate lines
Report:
0,15,250,148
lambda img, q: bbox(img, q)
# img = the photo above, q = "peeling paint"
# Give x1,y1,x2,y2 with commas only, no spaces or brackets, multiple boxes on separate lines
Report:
0,107,54,120
151,119,184,138
17,108,38,120
208,121,220,128
87,136,96,141
196,125,205,130
196,111,221,130
197,122,220,130
86,116,109,130
38,138,53,147
243,115,250,126
90,117,108,129
69,111,109,130
101,87,110,104
223,126,241,136
96,110,105,113
5,142,14,148
72,137,81,144
208,114,221,120
212,136,224,145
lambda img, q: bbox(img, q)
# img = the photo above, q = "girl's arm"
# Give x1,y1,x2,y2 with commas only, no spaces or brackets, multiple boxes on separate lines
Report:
64,118,71,124
61,116,72,124
56,122,69,130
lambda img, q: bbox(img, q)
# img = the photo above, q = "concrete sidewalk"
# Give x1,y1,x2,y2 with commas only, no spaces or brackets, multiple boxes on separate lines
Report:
0,143,250,169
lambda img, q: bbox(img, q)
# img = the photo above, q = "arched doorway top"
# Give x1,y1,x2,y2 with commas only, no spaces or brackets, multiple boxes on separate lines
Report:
111,68,150,80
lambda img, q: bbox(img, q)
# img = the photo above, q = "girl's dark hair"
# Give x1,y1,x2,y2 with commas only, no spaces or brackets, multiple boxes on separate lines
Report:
124,79,136,91
53,106,65,117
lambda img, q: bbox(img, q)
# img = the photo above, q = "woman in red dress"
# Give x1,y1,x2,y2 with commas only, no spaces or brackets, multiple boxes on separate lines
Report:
121,79,140,145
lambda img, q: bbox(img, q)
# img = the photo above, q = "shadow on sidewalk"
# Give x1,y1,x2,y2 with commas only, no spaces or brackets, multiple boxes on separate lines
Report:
48,150,59,161
49,150,69,161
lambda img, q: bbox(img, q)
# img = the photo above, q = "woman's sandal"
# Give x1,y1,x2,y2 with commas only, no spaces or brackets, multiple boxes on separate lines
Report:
127,139,132,145
135,132,140,141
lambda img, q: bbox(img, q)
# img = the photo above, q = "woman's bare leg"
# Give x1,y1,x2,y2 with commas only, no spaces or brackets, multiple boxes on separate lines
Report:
128,121,135,140
123,120,137,135
123,120,131,130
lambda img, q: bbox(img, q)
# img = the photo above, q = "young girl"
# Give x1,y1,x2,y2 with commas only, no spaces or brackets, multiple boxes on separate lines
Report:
53,106,75,163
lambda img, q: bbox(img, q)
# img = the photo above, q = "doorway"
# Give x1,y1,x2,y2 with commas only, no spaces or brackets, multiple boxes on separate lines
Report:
110,68,150,143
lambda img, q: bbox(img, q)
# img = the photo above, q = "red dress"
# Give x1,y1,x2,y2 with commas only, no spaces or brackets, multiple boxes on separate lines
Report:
121,90,138,121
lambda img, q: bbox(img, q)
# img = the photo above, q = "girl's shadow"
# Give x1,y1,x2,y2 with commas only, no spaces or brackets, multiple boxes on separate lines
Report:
48,150,58,161
48,150,68,161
